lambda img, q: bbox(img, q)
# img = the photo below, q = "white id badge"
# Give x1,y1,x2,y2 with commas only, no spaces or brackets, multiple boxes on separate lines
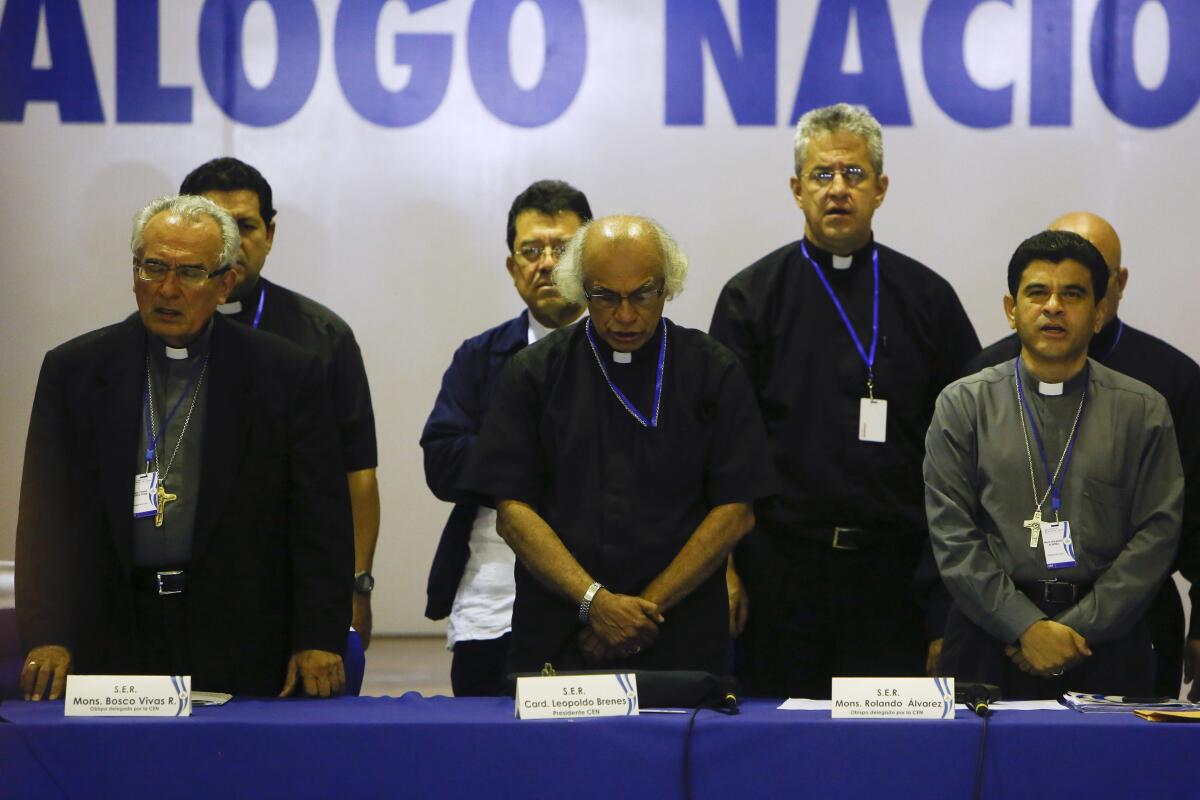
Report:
133,471,158,518
1041,521,1076,569
859,398,887,443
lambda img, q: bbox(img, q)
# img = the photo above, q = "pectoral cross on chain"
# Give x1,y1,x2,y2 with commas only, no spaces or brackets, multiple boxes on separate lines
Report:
155,483,178,528
1024,509,1043,548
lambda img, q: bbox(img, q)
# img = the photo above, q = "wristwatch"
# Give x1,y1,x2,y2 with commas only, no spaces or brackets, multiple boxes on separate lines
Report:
353,570,375,595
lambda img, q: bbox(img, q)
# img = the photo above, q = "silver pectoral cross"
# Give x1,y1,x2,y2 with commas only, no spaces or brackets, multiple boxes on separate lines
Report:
1024,509,1043,548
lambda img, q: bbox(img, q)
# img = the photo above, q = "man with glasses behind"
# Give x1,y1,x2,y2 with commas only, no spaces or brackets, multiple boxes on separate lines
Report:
421,180,592,695
459,215,776,676
17,195,352,701
709,103,979,698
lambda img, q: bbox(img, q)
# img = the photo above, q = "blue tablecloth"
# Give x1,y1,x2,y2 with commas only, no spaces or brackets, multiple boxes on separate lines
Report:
1,695,1196,799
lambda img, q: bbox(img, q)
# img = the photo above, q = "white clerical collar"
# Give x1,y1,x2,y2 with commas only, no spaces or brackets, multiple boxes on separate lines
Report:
152,319,213,362
612,351,632,364
218,300,243,315
831,254,853,270
1038,381,1064,396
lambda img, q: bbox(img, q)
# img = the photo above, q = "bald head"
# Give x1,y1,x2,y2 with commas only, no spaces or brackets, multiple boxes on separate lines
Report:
581,215,661,263
1048,211,1126,325
1048,212,1121,272
553,214,689,306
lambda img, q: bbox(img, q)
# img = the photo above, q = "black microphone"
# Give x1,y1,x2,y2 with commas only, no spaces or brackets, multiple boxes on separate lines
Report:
956,682,1001,717
717,675,739,714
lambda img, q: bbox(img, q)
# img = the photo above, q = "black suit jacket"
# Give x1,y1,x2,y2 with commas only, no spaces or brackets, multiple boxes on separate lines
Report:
16,314,353,694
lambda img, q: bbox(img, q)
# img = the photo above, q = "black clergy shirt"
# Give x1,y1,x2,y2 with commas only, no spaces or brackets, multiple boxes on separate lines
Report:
132,328,211,566
965,319,1200,637
459,319,777,674
221,277,377,471
710,237,980,535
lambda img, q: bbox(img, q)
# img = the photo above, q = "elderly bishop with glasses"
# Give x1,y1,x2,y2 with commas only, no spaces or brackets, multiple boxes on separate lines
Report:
16,195,353,701
460,215,776,677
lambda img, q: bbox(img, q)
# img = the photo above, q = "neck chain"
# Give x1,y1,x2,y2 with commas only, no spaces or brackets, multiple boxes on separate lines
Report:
1014,368,1086,523
146,354,208,486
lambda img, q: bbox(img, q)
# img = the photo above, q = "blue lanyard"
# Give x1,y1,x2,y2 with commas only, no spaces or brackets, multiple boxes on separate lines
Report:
584,319,667,429
1014,356,1087,513
143,355,207,464
800,241,880,395
1100,319,1124,361
251,285,266,329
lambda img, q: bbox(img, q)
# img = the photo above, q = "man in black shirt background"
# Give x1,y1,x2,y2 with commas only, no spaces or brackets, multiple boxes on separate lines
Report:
960,211,1200,698
710,103,979,698
180,159,380,647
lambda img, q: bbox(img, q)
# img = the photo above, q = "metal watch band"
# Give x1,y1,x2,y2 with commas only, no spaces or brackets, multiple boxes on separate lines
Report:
578,582,603,623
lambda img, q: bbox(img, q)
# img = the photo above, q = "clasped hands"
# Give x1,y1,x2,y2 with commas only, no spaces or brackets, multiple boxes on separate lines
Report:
1005,619,1092,678
577,589,664,665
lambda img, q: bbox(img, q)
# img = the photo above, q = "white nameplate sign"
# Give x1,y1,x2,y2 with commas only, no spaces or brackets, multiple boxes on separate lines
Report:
831,677,955,719
65,675,191,717
515,673,639,719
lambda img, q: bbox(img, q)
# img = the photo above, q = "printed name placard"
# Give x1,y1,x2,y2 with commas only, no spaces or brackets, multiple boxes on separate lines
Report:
65,675,191,717
515,673,639,719
831,677,955,719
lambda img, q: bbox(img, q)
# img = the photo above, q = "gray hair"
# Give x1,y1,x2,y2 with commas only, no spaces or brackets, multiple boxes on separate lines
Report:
553,216,689,306
130,194,240,270
793,103,884,176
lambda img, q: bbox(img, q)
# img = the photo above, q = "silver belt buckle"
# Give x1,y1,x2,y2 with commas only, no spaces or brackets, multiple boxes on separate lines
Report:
156,570,184,596
831,527,858,550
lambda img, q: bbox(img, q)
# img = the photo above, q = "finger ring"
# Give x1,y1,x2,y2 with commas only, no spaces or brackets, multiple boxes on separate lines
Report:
27,661,36,667
1051,670,1064,677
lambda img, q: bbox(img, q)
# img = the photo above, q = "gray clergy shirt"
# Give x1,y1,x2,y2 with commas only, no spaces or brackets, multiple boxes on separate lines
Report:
132,328,210,567
924,357,1182,646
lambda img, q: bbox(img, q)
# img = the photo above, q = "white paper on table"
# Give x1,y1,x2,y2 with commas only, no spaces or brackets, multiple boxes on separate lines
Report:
990,699,1068,711
778,698,833,710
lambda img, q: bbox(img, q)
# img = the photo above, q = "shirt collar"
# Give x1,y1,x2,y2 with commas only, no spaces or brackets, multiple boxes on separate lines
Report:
590,319,665,365
801,235,875,271
1017,355,1089,397
149,318,213,364
527,314,553,345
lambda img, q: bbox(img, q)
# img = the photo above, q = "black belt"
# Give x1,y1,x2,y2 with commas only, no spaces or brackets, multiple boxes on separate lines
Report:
792,525,918,551
131,568,187,596
1019,579,1090,611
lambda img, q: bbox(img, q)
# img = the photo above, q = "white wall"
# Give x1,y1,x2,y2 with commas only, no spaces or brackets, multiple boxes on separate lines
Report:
1,0,1196,634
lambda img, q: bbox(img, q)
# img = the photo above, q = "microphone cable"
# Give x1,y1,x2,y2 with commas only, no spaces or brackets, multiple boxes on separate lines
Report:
682,686,738,800
971,701,991,800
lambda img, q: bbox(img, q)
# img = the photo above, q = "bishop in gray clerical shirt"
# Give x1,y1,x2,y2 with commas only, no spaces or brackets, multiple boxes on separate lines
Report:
924,230,1182,697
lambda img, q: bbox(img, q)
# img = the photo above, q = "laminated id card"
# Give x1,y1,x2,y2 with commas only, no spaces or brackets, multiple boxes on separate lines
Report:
859,398,887,443
133,471,158,518
1041,521,1076,569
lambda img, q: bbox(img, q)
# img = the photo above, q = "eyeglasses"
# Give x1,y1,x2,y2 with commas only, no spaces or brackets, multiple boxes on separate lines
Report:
135,260,230,286
583,284,665,310
517,242,569,263
806,166,870,187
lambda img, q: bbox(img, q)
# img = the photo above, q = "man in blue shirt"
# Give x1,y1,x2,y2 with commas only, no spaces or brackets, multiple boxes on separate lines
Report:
421,180,592,695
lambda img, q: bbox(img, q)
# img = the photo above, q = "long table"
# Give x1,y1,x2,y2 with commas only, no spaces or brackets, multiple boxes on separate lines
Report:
2,695,1195,799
